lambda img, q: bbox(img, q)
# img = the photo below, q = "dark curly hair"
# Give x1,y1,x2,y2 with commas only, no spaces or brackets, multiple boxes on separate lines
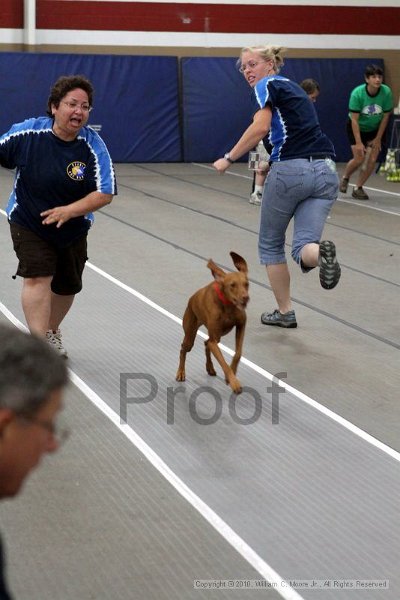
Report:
364,64,383,78
46,75,94,116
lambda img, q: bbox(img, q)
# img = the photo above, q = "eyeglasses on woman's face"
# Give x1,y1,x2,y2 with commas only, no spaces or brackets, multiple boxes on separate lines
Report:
61,100,92,113
239,60,266,74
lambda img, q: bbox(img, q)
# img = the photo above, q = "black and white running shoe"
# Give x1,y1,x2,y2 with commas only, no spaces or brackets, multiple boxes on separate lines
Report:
319,241,341,290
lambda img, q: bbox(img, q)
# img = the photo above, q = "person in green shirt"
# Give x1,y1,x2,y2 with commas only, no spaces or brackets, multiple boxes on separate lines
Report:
340,64,393,200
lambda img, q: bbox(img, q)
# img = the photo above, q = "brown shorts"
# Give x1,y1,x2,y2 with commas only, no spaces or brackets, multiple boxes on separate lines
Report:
10,223,88,295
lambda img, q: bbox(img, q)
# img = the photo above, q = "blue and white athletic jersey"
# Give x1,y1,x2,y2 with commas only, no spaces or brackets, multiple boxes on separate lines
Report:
0,117,116,247
254,75,335,162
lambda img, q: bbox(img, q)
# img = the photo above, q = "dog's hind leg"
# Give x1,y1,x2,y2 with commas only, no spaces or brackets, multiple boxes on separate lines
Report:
176,307,198,382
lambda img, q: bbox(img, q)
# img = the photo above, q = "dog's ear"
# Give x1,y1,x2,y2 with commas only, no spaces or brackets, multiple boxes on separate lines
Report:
230,252,248,273
207,259,226,282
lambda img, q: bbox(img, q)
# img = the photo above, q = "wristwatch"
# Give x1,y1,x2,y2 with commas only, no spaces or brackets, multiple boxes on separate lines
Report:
223,152,235,164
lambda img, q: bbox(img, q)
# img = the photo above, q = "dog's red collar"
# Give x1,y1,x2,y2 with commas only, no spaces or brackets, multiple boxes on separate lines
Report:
213,282,232,305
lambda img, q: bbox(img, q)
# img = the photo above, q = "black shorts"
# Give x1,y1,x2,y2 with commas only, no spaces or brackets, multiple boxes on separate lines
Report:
346,120,384,146
10,223,88,295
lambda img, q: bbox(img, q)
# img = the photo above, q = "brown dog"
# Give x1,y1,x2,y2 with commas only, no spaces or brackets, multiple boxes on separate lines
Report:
176,252,249,394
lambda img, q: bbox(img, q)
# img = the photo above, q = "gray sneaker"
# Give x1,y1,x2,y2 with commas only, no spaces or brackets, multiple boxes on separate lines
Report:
46,329,68,358
260,309,297,328
351,186,369,200
339,177,349,193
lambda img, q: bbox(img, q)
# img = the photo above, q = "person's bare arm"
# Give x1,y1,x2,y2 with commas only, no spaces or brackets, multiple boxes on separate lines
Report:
349,112,365,158
41,192,113,228
371,112,391,152
213,107,272,174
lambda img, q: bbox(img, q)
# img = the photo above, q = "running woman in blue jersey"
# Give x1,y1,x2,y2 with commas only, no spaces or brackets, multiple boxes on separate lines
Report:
213,45,341,328
0,75,116,354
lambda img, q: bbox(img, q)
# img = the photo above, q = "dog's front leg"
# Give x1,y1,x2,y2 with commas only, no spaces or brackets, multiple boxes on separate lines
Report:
205,339,217,376
207,339,242,394
230,322,245,375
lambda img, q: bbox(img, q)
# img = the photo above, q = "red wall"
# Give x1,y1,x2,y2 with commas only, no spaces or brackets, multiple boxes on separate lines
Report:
0,0,23,27
2,1,399,36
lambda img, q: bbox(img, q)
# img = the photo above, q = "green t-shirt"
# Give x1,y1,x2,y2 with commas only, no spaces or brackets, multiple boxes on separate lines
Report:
348,83,393,132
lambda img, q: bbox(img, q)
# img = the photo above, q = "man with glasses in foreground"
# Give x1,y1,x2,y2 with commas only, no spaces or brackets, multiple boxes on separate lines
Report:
0,323,69,599
0,75,116,357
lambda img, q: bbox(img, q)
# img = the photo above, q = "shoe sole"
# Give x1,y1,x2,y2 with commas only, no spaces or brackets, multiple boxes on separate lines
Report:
319,241,341,290
351,193,369,200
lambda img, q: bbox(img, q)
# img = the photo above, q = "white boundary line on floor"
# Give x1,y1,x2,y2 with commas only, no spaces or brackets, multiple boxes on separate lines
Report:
336,197,400,216
0,301,303,600
193,163,400,216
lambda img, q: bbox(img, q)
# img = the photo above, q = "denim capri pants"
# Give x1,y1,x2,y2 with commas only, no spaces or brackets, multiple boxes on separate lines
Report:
258,158,339,271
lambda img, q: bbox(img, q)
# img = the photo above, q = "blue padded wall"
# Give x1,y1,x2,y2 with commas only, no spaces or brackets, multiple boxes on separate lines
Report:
0,53,181,162
182,57,384,163
0,53,384,163
181,57,253,163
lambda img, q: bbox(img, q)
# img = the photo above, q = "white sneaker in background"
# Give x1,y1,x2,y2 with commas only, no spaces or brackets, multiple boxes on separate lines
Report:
249,191,262,205
46,329,68,358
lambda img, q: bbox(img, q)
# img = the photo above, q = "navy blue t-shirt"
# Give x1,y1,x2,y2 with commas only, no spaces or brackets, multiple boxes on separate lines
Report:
254,75,335,162
0,117,116,248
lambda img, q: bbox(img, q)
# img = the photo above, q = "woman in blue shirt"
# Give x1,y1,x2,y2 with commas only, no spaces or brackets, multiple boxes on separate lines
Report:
0,75,116,355
214,45,341,328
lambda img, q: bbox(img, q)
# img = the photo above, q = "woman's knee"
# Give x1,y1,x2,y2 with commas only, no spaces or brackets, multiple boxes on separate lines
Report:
292,241,319,268
351,150,365,166
23,276,53,289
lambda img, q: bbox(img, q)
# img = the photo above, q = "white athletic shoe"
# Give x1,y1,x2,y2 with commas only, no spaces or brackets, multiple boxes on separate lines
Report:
249,191,262,206
46,329,68,358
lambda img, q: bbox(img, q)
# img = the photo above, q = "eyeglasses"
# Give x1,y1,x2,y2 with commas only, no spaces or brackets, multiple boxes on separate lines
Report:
61,101,92,113
18,415,70,446
239,60,265,73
